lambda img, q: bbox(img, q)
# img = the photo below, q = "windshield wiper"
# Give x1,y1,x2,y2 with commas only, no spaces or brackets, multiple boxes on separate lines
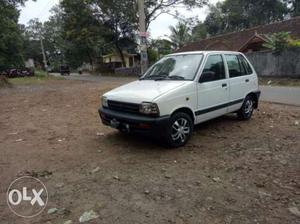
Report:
168,75,185,80
154,75,185,81
143,74,168,81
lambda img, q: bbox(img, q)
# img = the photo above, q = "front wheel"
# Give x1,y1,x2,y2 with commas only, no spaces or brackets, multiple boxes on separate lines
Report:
165,112,193,148
237,96,254,120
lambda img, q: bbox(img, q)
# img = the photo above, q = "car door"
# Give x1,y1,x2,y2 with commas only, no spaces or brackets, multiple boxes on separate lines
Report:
225,54,255,112
196,54,230,123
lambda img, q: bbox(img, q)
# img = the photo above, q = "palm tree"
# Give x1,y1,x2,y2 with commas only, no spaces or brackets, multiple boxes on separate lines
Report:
169,22,191,49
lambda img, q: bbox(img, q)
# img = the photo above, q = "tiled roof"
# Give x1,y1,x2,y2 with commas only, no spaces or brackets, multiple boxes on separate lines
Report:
177,17,300,52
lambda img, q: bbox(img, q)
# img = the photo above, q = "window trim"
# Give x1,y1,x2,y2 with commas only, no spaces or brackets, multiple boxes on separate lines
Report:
238,54,253,75
198,53,227,83
225,54,245,78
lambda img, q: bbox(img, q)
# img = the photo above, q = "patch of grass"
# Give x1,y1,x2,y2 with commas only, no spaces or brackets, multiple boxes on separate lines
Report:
34,70,48,77
259,77,300,87
10,73,63,85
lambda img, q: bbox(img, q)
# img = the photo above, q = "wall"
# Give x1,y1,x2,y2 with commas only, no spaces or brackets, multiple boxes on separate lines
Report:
246,48,300,78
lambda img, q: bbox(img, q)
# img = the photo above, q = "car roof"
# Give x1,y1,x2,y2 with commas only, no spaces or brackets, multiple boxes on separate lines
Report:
167,51,243,56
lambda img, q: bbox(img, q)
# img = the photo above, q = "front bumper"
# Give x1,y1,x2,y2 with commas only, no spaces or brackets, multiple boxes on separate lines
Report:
99,107,170,135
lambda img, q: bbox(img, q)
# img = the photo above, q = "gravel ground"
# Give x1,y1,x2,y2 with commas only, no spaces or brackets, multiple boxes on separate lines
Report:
0,78,299,224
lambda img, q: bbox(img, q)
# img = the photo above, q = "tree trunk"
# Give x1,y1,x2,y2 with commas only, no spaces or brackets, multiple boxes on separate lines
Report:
116,43,126,67
87,52,94,72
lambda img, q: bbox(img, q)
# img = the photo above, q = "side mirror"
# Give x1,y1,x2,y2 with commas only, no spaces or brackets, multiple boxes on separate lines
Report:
199,71,215,83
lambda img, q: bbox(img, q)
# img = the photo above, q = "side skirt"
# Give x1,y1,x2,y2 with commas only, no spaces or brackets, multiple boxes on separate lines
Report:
195,98,244,116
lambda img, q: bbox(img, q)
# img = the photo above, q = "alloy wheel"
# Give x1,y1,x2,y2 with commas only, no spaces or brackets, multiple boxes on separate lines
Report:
171,118,190,143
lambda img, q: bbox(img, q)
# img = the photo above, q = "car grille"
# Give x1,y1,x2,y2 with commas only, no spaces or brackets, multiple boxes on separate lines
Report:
107,100,140,114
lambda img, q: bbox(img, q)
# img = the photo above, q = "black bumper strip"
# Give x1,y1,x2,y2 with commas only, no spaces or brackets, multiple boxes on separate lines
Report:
195,98,244,116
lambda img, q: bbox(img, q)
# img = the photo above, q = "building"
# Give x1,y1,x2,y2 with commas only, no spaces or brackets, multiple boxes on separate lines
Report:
102,51,139,68
177,17,300,53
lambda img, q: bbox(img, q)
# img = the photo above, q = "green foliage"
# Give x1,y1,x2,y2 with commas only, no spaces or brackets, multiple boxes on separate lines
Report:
203,0,289,36
0,0,27,70
289,39,300,47
34,69,48,77
191,22,207,41
263,32,300,52
144,0,207,29
147,48,159,64
204,3,226,36
60,0,107,68
169,22,191,49
22,19,44,67
151,39,173,56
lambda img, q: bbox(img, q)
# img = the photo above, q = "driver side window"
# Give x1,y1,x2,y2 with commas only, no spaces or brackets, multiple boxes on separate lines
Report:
200,55,225,83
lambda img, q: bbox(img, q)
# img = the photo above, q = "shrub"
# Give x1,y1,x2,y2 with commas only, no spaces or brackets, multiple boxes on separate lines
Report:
0,75,12,88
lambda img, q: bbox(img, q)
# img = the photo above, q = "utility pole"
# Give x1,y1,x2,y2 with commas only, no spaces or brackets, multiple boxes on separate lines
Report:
40,37,48,72
138,0,148,74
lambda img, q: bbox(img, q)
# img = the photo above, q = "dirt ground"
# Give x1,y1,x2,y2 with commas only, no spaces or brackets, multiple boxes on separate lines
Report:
0,78,299,224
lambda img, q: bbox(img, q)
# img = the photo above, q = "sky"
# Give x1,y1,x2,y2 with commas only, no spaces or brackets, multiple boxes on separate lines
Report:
19,0,221,39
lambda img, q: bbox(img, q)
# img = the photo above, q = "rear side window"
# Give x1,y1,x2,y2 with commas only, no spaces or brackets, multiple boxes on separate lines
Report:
238,55,253,75
225,54,253,78
200,54,225,82
225,55,243,78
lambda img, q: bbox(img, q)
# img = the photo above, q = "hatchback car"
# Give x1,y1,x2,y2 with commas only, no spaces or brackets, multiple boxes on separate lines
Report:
99,51,261,147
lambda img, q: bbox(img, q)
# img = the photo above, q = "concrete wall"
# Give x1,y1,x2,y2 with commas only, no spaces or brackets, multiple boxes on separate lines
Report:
246,48,300,78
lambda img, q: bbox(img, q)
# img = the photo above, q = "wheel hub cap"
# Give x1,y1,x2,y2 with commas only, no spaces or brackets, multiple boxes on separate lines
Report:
171,118,190,143
244,100,253,114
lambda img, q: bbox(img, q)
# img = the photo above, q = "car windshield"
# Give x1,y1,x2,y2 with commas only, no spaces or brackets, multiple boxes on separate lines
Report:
141,54,203,81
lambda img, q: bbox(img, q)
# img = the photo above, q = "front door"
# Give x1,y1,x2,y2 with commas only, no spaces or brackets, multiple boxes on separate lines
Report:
196,54,230,123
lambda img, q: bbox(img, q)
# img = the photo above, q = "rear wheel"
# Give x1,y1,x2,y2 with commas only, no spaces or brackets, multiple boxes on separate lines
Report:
237,95,254,120
165,112,193,148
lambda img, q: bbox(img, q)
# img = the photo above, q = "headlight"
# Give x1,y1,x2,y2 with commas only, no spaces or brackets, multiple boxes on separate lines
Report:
102,96,108,108
139,102,159,115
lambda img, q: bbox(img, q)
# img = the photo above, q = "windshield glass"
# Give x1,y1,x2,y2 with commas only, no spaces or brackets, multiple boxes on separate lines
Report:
141,54,203,81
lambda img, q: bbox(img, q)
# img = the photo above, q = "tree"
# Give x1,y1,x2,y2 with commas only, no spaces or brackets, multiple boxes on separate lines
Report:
285,0,300,16
60,0,107,68
42,6,66,70
148,38,173,63
263,32,300,52
204,0,289,36
89,0,137,67
0,0,30,70
204,3,226,36
151,38,173,56
144,0,207,29
191,21,207,41
169,22,191,49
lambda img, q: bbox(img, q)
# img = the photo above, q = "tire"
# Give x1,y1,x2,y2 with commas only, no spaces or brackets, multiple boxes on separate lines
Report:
164,112,193,148
237,95,255,120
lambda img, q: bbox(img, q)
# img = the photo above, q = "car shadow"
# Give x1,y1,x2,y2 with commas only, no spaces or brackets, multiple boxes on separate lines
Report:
102,113,242,152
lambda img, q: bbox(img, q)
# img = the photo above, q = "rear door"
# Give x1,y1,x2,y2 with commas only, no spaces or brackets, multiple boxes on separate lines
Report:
224,54,254,112
196,54,230,123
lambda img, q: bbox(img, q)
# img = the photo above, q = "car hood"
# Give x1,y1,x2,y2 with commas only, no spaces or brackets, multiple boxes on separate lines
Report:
104,80,188,103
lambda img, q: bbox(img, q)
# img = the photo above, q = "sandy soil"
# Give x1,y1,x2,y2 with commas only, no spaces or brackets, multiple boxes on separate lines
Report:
0,78,299,224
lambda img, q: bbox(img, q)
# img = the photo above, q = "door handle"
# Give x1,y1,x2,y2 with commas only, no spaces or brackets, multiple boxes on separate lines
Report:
245,79,250,83
222,83,227,88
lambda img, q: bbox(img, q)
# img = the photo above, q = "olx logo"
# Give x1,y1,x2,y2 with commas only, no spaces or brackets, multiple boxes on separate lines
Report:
7,176,48,218
8,187,45,206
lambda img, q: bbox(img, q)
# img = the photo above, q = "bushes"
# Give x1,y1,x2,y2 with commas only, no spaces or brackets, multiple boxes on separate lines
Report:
0,75,12,88
34,70,48,77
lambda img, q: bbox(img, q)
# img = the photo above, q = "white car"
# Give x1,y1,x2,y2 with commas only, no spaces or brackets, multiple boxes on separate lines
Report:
99,51,261,147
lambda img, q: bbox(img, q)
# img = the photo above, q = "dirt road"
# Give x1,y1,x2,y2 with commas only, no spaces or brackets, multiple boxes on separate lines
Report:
0,78,299,224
